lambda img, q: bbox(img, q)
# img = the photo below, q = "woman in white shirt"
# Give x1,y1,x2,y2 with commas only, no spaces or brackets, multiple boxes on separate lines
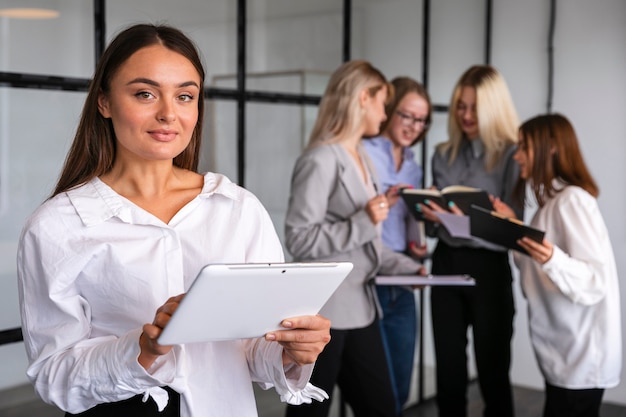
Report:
17,23,330,417
493,113,621,417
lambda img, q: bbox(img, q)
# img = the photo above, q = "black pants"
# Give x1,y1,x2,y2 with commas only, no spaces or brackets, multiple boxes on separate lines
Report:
544,382,604,417
65,387,180,417
430,243,515,417
285,318,396,417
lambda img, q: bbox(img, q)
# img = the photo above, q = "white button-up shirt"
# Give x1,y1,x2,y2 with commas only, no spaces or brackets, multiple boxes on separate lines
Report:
514,184,622,389
17,173,323,416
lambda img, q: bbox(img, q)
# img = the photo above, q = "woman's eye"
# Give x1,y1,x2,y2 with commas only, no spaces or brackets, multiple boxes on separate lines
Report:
178,94,194,102
135,91,154,99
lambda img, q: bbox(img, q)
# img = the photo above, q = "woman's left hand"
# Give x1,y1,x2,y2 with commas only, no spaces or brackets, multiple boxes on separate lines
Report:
518,237,554,264
266,315,331,366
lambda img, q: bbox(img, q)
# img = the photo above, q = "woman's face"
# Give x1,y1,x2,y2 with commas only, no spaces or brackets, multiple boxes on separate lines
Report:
456,86,479,139
385,92,429,148
514,131,533,180
97,44,201,164
362,86,389,137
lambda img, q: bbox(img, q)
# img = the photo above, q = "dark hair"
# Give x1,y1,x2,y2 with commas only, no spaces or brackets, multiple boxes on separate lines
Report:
52,23,205,197
378,76,431,146
515,113,598,207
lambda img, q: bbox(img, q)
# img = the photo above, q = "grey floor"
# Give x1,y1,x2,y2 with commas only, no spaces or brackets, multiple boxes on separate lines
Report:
2,382,626,417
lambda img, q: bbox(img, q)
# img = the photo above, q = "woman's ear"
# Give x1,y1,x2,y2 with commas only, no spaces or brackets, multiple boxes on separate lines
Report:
97,91,111,118
358,88,370,110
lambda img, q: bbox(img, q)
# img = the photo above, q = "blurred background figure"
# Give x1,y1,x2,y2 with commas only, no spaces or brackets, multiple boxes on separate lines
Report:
363,76,431,415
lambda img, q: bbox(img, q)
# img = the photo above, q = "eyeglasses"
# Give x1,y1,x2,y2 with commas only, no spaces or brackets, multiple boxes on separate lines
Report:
395,110,429,128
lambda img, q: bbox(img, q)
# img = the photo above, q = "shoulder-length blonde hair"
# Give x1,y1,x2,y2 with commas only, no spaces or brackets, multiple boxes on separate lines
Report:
438,65,519,171
307,60,391,149
516,113,598,207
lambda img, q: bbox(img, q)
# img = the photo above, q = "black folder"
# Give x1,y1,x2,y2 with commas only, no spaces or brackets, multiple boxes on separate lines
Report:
469,205,545,254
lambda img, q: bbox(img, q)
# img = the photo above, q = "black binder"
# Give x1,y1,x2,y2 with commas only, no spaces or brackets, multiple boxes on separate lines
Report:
469,205,545,254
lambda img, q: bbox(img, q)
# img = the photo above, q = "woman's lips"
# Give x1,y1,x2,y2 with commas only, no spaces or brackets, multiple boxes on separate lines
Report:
149,129,177,142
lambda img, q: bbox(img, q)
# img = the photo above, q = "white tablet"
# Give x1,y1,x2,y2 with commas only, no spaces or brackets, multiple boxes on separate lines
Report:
158,262,353,344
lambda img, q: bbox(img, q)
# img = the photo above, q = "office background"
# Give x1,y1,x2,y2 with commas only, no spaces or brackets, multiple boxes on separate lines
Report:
0,0,624,408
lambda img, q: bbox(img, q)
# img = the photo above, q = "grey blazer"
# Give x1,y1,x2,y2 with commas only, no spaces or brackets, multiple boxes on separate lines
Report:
285,143,421,329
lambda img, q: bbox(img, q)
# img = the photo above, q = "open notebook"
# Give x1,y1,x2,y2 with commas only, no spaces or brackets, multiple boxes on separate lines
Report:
158,262,353,344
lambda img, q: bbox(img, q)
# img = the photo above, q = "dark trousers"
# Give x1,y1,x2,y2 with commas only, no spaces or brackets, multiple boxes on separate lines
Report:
65,387,180,417
285,318,396,417
544,382,604,417
430,243,515,417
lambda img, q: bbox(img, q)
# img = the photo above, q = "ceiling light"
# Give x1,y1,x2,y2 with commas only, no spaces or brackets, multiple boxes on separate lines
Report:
0,8,60,19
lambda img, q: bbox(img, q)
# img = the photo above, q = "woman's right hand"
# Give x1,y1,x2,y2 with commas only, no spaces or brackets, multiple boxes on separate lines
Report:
139,293,185,369
365,194,389,224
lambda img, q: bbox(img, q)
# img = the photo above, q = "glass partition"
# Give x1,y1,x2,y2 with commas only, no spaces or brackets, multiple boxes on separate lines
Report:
0,0,94,77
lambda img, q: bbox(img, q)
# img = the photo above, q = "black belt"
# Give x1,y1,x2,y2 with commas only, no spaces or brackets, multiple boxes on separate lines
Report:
64,386,180,417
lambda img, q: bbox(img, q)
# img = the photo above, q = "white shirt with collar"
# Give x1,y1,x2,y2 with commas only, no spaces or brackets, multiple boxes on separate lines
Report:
514,183,621,389
17,172,324,416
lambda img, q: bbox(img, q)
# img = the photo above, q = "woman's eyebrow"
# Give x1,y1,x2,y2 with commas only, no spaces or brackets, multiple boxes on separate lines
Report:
126,77,200,88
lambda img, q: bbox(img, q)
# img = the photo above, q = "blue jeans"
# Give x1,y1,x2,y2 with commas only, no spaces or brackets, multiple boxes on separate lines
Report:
376,285,418,415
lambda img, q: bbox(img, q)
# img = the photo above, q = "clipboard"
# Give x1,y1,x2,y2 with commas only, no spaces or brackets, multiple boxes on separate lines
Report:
158,262,353,344
375,274,475,286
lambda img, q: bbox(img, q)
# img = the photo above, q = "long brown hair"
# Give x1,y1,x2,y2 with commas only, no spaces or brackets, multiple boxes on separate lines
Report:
51,24,206,198
517,113,598,207
378,76,431,146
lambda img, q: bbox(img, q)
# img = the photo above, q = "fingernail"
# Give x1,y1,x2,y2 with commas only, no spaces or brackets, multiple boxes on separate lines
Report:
265,333,276,341
448,201,455,207
416,204,422,212
424,199,430,205
409,241,416,248
282,321,293,328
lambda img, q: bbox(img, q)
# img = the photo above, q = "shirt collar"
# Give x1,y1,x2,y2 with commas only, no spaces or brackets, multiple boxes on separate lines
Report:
468,137,485,159
370,135,415,160
66,173,239,227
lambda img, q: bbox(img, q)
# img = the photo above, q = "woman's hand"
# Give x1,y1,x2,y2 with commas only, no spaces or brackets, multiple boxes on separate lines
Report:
491,196,517,219
365,194,389,224
408,241,428,259
518,237,554,264
265,315,331,367
420,198,466,222
384,183,413,208
139,293,185,369
412,264,429,290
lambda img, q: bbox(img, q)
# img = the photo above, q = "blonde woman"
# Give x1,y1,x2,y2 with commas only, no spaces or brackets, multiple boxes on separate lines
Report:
420,65,522,417
285,61,425,417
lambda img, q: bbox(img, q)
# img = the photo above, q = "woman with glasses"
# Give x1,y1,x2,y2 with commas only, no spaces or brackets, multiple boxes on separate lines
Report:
493,114,621,417
284,61,426,417
419,65,522,417
362,76,431,415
